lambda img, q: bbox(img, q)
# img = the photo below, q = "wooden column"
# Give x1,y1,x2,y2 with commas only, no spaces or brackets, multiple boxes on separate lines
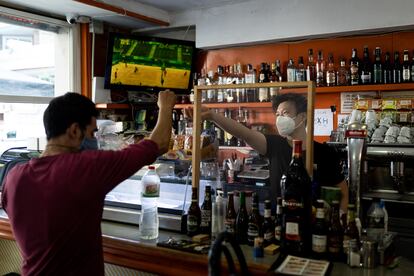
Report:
80,23,92,99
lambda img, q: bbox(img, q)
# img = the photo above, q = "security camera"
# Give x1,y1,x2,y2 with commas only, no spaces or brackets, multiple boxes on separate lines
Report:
66,13,78,24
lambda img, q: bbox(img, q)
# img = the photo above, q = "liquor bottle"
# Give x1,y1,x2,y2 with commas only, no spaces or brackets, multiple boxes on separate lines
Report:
225,191,237,234
274,197,283,245
236,62,246,103
275,60,283,82
262,200,275,246
306,48,316,82
327,200,343,261
411,51,414,83
280,140,312,256
226,65,236,102
383,52,392,84
393,51,402,84
216,65,225,103
316,50,325,87
245,64,257,102
287,58,296,82
236,108,246,147
269,62,279,98
187,187,201,236
258,62,270,102
248,193,262,246
312,199,328,259
360,46,372,84
350,48,360,85
373,47,383,84
200,186,212,235
402,50,411,82
343,204,360,256
336,59,349,86
296,56,306,81
206,70,216,103
326,54,336,87
235,191,249,244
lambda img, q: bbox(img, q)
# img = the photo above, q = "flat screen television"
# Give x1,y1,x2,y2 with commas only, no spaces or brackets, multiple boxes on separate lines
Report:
104,33,196,94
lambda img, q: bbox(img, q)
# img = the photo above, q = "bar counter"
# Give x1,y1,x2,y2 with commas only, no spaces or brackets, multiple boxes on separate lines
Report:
1,209,413,275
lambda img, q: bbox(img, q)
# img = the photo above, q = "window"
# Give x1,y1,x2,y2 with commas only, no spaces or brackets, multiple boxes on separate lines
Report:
0,7,79,154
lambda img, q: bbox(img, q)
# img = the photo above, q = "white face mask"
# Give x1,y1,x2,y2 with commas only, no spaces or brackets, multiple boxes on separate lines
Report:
276,115,296,137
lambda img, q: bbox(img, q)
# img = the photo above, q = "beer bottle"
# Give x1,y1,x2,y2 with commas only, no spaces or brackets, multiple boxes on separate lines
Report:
235,191,249,244
262,200,275,246
274,197,283,244
327,200,343,261
280,140,312,256
187,187,201,236
312,200,328,259
343,204,360,256
248,193,262,246
200,186,212,235
225,191,236,234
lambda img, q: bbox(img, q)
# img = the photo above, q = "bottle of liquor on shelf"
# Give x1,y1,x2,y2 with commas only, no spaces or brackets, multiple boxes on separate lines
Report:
360,46,372,84
383,52,392,84
296,56,306,81
336,58,350,86
287,58,296,82
206,70,215,103
245,64,257,102
226,65,236,103
269,62,280,98
373,47,383,84
280,140,312,256
402,49,411,82
187,187,201,236
275,59,283,82
177,114,187,135
258,62,270,102
393,51,402,84
274,197,283,245
236,62,246,103
326,54,336,87
225,191,237,234
235,191,249,244
262,200,275,247
216,65,225,103
236,108,246,147
343,204,360,257
248,193,262,246
316,50,325,87
350,48,360,85
312,199,328,259
200,186,212,235
411,51,414,82
306,48,316,82
327,200,343,261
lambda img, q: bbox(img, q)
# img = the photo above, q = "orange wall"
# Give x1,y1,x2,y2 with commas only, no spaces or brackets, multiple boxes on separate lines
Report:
199,31,414,142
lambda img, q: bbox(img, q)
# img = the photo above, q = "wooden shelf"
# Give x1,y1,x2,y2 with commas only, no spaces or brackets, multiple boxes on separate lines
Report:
96,103,130,109
281,83,414,93
174,102,272,109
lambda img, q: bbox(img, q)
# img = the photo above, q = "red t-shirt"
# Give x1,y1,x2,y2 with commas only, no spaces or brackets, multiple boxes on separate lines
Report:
2,139,159,276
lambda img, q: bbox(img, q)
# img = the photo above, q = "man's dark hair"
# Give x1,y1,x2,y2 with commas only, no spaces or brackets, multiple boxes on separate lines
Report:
43,92,98,140
271,93,307,114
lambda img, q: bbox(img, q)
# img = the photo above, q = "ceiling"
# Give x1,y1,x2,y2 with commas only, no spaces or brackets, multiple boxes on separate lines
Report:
0,0,251,29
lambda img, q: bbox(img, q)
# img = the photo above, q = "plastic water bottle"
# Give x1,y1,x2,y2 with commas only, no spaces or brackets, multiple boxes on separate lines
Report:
139,166,160,240
379,199,388,234
366,199,385,242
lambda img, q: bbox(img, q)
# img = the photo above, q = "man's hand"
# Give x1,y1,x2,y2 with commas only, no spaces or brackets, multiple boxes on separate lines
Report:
185,106,214,122
158,90,176,110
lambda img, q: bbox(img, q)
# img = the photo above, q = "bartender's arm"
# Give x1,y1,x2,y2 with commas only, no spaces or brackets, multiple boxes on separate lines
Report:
197,107,268,155
149,90,176,154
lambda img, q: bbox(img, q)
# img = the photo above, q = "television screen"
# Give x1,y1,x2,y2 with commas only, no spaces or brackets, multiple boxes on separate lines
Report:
104,33,195,93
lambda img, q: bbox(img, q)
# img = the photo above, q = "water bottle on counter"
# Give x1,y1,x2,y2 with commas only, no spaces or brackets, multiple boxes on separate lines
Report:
380,199,388,234
366,199,385,242
139,166,160,240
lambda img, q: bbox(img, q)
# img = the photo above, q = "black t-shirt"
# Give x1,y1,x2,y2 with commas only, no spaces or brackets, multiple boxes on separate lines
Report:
265,135,344,200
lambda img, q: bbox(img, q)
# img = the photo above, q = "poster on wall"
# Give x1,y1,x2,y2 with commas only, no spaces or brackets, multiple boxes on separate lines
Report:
340,92,377,113
314,109,333,136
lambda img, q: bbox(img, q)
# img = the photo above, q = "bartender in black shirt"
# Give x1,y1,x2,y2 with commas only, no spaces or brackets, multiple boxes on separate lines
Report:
192,93,348,213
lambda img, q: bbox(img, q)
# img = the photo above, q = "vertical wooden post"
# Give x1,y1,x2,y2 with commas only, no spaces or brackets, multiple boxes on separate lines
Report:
306,81,315,178
192,86,202,200
80,23,92,98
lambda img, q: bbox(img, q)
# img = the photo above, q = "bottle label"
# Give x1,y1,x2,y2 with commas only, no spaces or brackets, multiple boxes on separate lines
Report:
264,209,271,218
259,73,265,81
403,69,410,80
312,234,327,253
264,232,274,242
350,65,359,84
285,222,300,241
361,73,371,83
316,208,325,219
326,72,336,85
201,210,211,227
275,225,282,241
296,71,305,81
258,88,268,102
245,74,254,84
187,215,199,232
328,236,341,253
207,90,215,100
248,223,259,243
282,199,303,210
142,182,160,197
225,218,235,233
287,69,296,82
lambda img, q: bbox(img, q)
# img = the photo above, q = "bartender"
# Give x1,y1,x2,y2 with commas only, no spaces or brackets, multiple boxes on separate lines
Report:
192,93,348,213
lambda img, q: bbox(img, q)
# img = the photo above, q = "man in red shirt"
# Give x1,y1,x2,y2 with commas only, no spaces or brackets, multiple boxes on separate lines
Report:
2,91,176,275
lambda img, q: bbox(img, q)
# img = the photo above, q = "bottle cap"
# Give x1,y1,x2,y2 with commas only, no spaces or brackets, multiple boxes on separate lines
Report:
148,166,155,170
